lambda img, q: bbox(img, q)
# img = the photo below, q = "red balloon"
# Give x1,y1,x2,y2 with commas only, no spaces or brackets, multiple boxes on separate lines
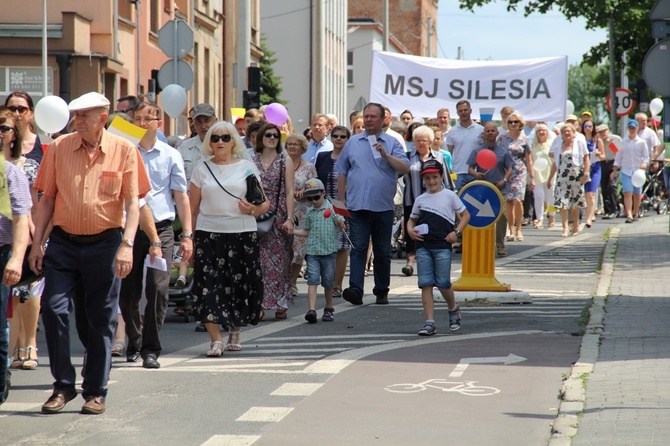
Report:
323,208,331,218
476,150,497,170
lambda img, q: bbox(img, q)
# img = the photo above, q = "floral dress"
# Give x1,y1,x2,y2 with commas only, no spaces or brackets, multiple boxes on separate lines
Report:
554,148,586,210
254,152,294,310
499,134,530,201
292,160,317,265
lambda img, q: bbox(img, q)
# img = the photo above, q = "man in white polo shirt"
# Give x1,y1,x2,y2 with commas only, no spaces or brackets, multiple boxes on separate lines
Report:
446,100,483,191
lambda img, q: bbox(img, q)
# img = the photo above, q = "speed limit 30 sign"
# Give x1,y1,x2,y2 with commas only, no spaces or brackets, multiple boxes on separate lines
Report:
606,88,636,117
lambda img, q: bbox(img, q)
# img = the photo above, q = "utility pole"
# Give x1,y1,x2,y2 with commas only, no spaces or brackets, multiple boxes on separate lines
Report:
383,0,389,51
608,16,617,134
237,1,251,107
42,0,47,98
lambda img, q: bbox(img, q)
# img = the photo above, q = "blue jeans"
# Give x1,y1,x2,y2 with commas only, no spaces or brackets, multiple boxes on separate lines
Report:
416,247,454,289
305,254,335,288
0,251,9,403
348,209,394,296
456,173,474,191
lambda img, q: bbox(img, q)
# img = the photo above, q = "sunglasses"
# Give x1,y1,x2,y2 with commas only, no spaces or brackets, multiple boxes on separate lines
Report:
7,106,30,114
583,125,593,129
0,125,15,134
264,133,280,139
331,134,348,139
306,195,322,201
210,134,232,143
508,120,521,125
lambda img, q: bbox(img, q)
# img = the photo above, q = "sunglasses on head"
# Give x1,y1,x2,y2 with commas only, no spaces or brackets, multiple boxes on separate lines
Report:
210,134,232,143
7,105,29,114
264,132,280,139
331,134,348,139
306,195,322,201
0,125,14,134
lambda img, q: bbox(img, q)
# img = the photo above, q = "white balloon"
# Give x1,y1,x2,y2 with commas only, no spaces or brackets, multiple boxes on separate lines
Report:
34,95,70,133
161,84,187,118
649,98,664,116
566,100,575,116
631,169,646,188
534,157,548,171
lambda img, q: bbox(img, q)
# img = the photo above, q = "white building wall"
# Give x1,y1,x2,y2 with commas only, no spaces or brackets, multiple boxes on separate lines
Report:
261,0,347,131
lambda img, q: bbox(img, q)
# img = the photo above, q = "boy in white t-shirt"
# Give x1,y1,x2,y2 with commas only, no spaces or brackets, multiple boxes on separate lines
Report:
406,160,470,336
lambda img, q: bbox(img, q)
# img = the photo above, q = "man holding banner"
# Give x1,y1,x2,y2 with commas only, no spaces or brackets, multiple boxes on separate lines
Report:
336,103,409,306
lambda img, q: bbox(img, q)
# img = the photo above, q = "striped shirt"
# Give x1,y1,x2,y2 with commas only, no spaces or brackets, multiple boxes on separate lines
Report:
0,162,32,246
34,129,150,235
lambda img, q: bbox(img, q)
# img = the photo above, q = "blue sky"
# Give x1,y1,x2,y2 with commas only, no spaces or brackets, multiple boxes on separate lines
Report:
437,1,608,66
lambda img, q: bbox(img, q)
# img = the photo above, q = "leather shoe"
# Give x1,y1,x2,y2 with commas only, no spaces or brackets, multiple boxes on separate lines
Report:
342,287,363,305
127,351,141,363
81,396,106,415
42,389,77,413
142,354,160,369
375,293,389,305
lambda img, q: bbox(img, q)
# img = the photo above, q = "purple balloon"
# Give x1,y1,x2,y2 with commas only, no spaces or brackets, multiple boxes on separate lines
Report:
265,103,288,126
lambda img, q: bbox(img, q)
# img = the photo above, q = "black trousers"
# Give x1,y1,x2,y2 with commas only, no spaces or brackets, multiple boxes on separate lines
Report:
600,160,618,215
41,229,121,399
119,224,174,359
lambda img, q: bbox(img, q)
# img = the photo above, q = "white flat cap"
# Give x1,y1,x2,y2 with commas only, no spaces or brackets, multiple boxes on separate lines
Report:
69,92,111,111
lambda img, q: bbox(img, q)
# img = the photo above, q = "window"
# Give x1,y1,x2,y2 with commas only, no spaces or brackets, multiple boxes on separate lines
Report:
118,0,132,20
347,51,354,86
150,0,160,34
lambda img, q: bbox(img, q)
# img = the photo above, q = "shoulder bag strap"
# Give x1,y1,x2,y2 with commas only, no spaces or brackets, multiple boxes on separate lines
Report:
273,157,283,213
204,162,241,200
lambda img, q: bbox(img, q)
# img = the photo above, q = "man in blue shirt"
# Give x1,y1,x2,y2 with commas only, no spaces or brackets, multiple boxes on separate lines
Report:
335,103,410,305
303,113,333,164
119,102,193,369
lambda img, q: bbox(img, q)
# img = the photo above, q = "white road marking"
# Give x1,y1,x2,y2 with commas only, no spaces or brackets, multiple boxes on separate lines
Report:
0,402,42,412
448,354,527,378
201,435,260,446
185,355,324,363
236,406,294,422
271,383,323,396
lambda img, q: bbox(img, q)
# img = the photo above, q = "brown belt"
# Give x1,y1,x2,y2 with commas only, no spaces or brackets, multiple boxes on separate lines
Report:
52,226,122,244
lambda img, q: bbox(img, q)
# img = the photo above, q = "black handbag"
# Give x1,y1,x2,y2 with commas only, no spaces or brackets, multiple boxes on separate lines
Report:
245,174,267,205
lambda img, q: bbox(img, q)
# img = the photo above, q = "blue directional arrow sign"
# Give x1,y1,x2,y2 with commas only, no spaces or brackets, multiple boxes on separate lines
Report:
458,181,504,228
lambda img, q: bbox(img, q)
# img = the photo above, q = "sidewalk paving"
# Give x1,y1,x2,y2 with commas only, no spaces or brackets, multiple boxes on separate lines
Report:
554,215,670,445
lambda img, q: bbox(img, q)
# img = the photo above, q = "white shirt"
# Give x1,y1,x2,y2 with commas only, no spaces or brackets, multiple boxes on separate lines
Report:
177,135,205,181
637,127,661,160
616,136,649,176
385,127,408,152
446,121,484,174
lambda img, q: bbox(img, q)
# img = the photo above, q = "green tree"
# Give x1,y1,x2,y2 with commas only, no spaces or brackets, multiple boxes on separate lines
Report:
259,36,285,105
458,0,655,78
568,63,610,123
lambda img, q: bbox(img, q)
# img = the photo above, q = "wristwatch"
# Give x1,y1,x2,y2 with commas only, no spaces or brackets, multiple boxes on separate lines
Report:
150,241,162,248
454,229,462,238
179,233,194,240
121,238,134,247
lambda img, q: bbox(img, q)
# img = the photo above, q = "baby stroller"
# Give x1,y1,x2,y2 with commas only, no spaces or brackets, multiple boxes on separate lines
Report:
639,163,668,216
168,241,195,322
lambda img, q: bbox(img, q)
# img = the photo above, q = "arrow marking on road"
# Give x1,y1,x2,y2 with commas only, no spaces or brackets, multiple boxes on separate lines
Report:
448,353,527,378
463,194,495,218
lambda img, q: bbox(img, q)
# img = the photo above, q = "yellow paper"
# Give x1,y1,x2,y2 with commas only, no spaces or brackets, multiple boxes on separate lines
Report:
231,107,246,122
0,155,11,219
106,116,147,147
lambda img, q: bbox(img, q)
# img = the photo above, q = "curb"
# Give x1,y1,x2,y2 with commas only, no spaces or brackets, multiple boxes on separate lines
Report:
548,227,619,445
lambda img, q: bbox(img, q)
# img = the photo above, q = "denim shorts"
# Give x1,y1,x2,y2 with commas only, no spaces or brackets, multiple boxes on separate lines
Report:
620,172,641,194
306,253,336,288
416,247,453,290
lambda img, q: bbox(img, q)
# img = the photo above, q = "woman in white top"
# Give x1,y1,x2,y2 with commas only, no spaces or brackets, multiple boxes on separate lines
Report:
530,124,555,229
190,121,270,356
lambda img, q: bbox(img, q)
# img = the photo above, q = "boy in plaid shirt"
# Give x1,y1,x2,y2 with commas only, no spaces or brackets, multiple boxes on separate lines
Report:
294,179,345,323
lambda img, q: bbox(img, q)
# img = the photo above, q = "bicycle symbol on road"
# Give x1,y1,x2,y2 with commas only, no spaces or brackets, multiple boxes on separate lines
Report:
384,379,500,396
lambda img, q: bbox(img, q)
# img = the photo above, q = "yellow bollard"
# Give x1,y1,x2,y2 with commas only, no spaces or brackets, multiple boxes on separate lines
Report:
452,180,510,291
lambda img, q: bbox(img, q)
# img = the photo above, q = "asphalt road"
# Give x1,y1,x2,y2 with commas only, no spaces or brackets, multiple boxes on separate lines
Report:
1,217,616,446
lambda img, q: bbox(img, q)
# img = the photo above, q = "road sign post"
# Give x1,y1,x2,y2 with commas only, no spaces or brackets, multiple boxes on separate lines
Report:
453,181,511,291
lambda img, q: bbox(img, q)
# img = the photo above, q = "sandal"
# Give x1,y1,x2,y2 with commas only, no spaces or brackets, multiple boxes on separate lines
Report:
418,322,436,336
497,250,506,257
259,310,265,322
111,341,125,357
10,348,25,369
291,285,299,297
22,346,38,370
173,307,185,316
333,287,342,298
207,340,224,357
275,309,288,319
506,235,514,242
226,329,241,351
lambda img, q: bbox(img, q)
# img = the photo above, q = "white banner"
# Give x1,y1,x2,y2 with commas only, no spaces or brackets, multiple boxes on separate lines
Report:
370,51,568,122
